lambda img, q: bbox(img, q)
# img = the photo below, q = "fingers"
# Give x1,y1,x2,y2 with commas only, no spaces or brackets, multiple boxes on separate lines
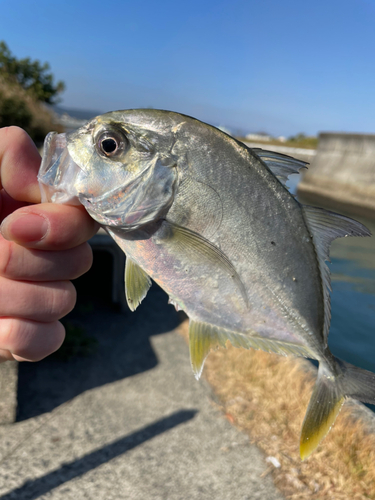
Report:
0,126,42,203
1,203,99,250
0,319,65,362
0,127,99,364
0,276,76,322
0,127,99,365
0,239,93,281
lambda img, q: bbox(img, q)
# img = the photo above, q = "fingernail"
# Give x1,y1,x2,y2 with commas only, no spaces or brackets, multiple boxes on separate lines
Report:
1,213,49,243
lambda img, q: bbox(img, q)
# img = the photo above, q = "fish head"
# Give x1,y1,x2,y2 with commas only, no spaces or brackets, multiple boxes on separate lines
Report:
38,110,179,230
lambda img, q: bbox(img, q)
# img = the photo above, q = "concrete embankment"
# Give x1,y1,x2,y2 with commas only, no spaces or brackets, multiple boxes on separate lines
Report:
298,132,375,217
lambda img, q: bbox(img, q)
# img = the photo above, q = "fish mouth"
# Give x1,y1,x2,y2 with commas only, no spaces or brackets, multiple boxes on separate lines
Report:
38,132,176,231
38,132,138,213
38,132,86,205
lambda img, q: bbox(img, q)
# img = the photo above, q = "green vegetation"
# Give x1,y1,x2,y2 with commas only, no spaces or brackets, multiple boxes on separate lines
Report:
0,41,65,104
287,132,318,149
0,41,64,143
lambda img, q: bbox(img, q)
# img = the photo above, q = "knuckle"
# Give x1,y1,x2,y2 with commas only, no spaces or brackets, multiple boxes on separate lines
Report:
0,318,66,362
48,321,66,355
0,317,15,349
48,281,77,319
0,240,27,280
20,321,66,361
69,243,94,278
0,279,77,322
0,238,13,276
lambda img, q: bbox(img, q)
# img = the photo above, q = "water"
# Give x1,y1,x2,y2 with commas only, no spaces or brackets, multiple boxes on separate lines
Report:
328,217,375,373
287,173,375,376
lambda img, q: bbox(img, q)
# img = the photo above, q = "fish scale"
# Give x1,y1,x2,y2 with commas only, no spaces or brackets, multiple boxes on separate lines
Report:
168,119,323,343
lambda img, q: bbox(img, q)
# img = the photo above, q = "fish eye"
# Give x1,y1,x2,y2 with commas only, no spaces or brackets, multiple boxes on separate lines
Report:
101,138,117,154
96,130,127,158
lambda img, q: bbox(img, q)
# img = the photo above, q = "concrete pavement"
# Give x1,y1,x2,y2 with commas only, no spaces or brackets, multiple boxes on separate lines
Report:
0,282,284,500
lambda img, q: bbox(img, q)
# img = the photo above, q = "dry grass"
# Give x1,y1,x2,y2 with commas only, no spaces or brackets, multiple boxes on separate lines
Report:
178,321,375,499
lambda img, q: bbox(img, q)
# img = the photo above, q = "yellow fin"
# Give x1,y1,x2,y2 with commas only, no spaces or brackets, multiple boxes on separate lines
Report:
189,319,315,381
125,258,152,311
189,320,226,380
300,368,345,460
225,330,315,358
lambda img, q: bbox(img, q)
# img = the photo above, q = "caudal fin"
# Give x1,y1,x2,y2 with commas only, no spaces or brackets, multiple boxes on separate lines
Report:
300,359,375,460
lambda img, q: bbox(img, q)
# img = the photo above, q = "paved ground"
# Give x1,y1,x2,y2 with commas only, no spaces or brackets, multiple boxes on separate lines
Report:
0,272,284,500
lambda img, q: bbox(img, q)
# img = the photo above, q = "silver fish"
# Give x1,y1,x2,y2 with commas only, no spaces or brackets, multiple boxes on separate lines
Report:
38,109,375,459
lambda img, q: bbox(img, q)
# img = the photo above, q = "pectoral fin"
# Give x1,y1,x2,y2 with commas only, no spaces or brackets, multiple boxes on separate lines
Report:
166,221,248,307
125,258,152,311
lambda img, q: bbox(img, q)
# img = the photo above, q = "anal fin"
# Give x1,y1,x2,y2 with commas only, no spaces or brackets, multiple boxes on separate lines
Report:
189,319,315,381
125,258,152,311
189,320,226,380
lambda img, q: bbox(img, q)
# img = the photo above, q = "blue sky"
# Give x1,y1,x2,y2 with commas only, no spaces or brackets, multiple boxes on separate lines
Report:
1,0,375,136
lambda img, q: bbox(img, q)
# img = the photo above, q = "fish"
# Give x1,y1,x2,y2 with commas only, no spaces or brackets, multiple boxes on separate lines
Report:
38,109,375,459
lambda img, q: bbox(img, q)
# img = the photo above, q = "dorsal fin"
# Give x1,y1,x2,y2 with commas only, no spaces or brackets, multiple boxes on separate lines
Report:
252,148,308,188
302,206,371,344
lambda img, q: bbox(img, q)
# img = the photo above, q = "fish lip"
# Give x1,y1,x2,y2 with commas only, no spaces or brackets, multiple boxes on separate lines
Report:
38,132,86,205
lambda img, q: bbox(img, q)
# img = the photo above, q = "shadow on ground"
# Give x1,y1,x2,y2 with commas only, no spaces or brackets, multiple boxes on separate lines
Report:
17,252,186,421
0,410,197,500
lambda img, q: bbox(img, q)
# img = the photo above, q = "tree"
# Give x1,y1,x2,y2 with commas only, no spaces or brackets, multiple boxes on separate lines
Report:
0,94,32,129
0,41,65,104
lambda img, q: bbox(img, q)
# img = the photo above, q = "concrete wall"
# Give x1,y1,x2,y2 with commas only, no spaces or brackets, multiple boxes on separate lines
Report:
298,133,375,217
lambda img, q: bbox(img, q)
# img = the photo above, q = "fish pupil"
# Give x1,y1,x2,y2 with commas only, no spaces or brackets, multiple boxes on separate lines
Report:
101,138,117,154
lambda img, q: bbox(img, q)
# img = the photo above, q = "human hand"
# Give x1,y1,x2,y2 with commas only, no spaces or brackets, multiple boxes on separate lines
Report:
0,127,99,362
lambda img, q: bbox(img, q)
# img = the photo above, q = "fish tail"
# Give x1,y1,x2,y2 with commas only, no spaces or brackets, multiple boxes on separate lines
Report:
300,358,375,460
